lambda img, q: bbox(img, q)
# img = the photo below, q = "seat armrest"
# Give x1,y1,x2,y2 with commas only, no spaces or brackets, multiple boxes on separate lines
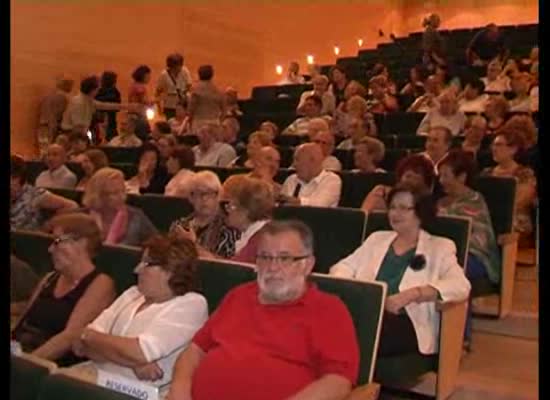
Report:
346,382,380,400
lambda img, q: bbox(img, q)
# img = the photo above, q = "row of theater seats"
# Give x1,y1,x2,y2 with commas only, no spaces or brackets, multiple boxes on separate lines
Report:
38,170,517,318
11,211,470,400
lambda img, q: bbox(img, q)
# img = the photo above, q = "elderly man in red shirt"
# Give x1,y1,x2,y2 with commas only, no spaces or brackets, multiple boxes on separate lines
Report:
167,220,359,400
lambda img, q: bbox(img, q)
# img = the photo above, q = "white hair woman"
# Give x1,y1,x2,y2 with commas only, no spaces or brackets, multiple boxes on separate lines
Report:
169,171,240,258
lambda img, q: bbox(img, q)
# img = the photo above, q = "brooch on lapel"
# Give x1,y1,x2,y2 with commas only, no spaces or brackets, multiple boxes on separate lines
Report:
410,254,426,271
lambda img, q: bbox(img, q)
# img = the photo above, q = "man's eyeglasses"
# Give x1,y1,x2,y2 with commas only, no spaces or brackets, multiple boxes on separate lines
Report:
52,234,79,246
256,254,311,267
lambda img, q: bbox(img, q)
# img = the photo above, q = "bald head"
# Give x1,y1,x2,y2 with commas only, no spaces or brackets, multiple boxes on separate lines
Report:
46,143,67,170
294,143,324,182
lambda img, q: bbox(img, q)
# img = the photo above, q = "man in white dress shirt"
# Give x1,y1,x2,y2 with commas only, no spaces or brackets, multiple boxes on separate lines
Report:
280,143,342,207
312,130,342,171
192,123,236,167
35,144,77,189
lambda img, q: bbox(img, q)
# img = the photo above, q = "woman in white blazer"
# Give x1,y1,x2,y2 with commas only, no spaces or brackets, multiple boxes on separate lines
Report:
330,184,470,356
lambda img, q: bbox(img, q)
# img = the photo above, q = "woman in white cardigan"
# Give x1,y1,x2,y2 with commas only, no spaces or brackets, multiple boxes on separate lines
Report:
330,184,470,356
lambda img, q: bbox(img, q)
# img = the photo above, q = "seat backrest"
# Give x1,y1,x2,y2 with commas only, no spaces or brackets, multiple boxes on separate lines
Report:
11,355,52,400
273,206,367,273
311,274,386,385
364,212,471,268
98,146,142,164
333,149,354,170
473,176,516,236
339,172,396,208
109,163,137,179
94,244,143,295
379,148,409,171
274,168,294,185
37,373,136,400
46,188,84,204
11,230,54,276
25,161,47,185
380,112,425,136
126,194,193,232
196,260,386,386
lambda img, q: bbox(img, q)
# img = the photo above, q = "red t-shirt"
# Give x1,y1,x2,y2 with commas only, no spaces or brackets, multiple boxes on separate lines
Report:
191,282,359,400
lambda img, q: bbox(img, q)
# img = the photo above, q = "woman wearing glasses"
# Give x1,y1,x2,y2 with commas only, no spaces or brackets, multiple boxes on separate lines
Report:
72,233,207,387
330,184,470,357
12,213,116,365
170,171,239,258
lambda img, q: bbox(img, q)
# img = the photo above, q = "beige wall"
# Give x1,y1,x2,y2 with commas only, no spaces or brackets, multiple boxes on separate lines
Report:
11,0,537,156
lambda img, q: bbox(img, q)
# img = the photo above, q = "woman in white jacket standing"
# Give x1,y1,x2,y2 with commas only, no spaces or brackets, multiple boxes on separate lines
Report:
330,184,470,357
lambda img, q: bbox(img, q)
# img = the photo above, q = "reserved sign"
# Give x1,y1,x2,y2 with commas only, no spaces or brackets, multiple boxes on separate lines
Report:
97,369,160,400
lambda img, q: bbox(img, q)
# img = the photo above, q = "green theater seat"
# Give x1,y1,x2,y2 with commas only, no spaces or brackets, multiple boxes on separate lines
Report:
126,194,193,233
339,172,396,208
11,354,56,400
37,373,136,400
196,259,387,398
364,212,470,400
273,206,366,274
98,146,141,164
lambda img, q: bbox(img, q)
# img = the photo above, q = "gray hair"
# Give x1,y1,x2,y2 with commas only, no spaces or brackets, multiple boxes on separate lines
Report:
188,170,222,193
259,220,314,253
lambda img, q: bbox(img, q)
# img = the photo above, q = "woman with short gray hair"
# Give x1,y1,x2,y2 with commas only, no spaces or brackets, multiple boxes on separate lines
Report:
169,171,240,258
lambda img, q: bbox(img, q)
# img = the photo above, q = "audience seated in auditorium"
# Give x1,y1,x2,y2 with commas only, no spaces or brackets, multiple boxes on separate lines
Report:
82,168,158,246
223,86,243,118
36,76,74,158
128,65,153,140
312,130,342,171
521,46,539,74
219,175,274,263
366,75,398,114
484,95,509,135
107,113,143,147
329,65,350,106
306,117,330,141
331,184,470,357
259,120,280,141
481,60,511,93
35,143,77,189
529,63,538,113
337,116,373,150
282,94,323,136
334,95,371,139
193,123,236,167
11,155,77,230
72,233,207,386
370,63,398,95
10,255,40,318
482,127,536,238
54,133,71,153
165,146,196,198
351,136,386,174
230,130,272,168
458,78,488,113
361,154,435,213
421,126,453,172
297,74,336,116
407,75,442,112
503,114,537,150
279,61,305,85
169,101,192,136
221,116,245,152
280,143,342,207
67,133,90,161
434,64,461,94
508,72,533,112
61,75,138,136
248,146,282,198
126,144,170,195
462,115,488,157
155,53,192,120
157,134,177,167
189,65,225,133
95,71,121,141
150,120,172,144
170,171,240,258
466,23,509,66
11,213,116,366
417,90,465,136
75,149,109,191
400,66,426,99
168,220,359,400
421,13,446,71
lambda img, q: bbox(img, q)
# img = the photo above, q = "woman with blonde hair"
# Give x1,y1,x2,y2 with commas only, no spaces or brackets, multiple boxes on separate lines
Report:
12,212,116,365
335,95,377,139
230,130,273,168
82,168,157,246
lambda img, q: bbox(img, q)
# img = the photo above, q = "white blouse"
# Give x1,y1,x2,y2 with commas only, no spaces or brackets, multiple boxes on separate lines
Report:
88,286,208,387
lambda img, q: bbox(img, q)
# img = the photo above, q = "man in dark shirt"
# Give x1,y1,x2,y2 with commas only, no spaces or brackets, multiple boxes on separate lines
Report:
466,24,509,66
